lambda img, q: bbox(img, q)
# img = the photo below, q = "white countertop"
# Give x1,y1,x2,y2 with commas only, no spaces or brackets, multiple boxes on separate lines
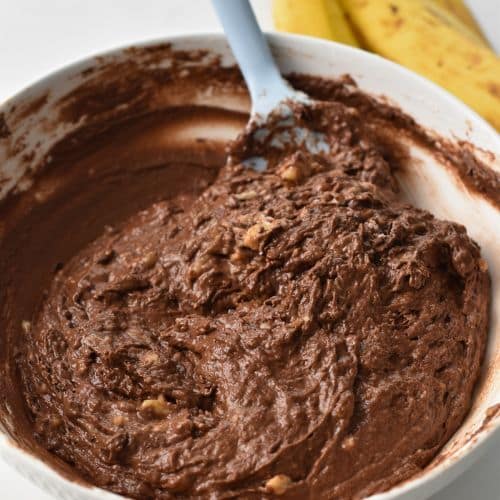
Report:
0,1,498,498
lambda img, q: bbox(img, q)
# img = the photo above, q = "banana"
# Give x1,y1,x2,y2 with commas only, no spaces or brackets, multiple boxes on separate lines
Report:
425,1,490,48
339,0,500,131
272,0,360,47
432,0,491,46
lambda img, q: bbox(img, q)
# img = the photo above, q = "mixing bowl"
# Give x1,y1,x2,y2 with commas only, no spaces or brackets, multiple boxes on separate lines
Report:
0,33,499,500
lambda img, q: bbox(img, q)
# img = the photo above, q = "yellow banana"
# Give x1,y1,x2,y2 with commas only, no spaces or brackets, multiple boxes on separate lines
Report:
425,1,490,48
272,0,360,47
339,0,500,131
432,0,491,46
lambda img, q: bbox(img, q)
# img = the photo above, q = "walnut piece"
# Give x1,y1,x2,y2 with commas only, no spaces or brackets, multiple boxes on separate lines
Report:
265,474,292,495
140,396,170,417
277,151,318,183
234,189,258,201
280,165,300,182
242,224,266,251
189,254,211,279
230,248,248,263
140,251,158,270
112,415,126,426
242,218,280,251
21,320,31,333
49,416,63,429
341,435,355,451
142,351,159,365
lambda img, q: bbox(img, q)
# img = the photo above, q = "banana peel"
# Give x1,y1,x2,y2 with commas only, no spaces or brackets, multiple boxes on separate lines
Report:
433,0,491,46
272,0,491,50
272,0,360,47
425,1,490,48
339,0,500,131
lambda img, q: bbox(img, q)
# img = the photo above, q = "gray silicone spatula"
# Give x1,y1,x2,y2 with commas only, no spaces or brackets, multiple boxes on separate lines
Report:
211,0,330,170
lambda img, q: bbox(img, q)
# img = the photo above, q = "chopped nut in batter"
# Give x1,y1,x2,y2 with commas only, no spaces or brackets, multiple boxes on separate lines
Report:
140,397,170,418
265,474,293,495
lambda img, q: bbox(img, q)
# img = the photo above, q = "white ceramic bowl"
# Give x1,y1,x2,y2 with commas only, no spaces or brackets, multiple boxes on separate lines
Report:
0,33,499,500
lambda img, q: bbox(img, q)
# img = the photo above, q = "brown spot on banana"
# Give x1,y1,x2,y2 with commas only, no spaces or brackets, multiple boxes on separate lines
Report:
487,82,500,99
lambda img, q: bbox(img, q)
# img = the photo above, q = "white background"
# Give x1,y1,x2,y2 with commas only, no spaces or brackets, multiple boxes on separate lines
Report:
0,1,498,498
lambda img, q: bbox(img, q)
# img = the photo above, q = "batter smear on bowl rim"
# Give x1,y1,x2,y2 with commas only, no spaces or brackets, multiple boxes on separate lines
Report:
16,94,490,499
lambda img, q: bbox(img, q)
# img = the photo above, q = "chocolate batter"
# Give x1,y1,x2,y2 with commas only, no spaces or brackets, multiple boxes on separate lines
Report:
0,45,492,500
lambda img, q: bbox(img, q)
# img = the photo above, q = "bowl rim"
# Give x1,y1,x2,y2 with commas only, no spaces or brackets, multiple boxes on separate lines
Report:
1,31,499,500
